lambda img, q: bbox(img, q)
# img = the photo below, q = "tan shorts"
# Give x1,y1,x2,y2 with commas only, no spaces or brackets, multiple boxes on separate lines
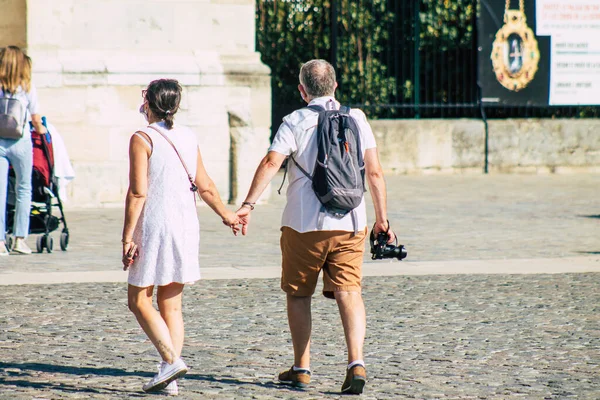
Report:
280,227,367,299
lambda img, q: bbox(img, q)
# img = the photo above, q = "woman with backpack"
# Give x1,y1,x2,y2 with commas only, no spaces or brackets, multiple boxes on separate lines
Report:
0,46,47,256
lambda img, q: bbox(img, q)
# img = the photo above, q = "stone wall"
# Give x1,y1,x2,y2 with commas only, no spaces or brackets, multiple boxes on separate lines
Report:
371,119,600,174
487,119,600,173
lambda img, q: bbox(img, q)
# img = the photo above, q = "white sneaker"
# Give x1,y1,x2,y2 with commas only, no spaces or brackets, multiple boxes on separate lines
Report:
142,358,188,393
12,238,32,255
162,380,178,396
0,242,8,256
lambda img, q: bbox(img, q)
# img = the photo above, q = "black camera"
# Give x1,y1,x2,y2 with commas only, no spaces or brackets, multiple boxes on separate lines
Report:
370,230,407,261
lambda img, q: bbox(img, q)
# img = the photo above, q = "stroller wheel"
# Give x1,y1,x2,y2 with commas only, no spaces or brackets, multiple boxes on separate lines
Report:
60,232,69,251
36,235,45,253
47,236,54,253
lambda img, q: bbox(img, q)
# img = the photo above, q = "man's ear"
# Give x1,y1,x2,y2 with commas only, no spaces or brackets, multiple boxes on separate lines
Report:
298,84,308,102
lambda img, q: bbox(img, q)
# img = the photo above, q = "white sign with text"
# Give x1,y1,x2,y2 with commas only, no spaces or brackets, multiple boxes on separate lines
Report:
549,33,600,105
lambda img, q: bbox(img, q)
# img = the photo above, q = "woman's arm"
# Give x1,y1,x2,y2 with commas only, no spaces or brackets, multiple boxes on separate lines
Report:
194,147,238,227
122,133,150,267
30,114,47,134
27,84,47,134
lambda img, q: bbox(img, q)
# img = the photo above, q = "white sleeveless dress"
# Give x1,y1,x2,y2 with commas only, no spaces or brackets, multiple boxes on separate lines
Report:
127,121,201,287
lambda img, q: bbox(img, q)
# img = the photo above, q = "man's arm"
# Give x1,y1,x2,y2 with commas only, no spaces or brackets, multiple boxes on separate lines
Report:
245,151,287,203
364,148,396,243
236,151,287,234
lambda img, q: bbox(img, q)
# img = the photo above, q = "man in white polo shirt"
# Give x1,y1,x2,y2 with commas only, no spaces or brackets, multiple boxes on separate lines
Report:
236,59,395,394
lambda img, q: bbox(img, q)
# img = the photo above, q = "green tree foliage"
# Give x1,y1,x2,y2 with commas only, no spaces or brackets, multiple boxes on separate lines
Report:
256,0,478,122
420,0,474,49
256,0,396,118
335,1,397,108
414,0,476,109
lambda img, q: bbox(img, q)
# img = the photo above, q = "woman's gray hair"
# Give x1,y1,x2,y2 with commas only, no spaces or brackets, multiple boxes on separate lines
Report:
299,59,336,98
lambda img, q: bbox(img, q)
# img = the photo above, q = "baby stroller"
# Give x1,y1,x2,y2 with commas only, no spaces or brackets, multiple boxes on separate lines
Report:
6,117,70,253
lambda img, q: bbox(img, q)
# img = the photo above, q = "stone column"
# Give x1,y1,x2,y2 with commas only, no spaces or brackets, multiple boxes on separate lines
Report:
1,0,271,206
0,0,26,48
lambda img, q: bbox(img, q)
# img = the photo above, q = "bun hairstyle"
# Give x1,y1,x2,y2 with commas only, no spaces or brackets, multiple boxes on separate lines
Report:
144,79,182,129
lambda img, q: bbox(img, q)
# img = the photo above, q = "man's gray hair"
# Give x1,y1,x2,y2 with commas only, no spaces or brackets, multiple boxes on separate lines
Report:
299,59,336,98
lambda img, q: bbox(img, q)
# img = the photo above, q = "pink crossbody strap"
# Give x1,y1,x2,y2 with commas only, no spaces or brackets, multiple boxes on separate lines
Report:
147,125,198,193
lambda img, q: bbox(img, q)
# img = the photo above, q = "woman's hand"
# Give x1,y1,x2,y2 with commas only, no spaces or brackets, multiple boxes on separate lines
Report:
222,210,239,226
30,114,48,135
122,242,138,271
221,210,242,235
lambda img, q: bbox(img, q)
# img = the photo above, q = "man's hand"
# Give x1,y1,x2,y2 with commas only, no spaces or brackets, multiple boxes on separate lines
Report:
221,210,242,235
373,220,396,244
235,206,252,236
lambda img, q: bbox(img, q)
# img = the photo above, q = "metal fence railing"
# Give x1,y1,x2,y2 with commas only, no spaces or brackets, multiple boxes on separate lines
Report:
256,0,600,135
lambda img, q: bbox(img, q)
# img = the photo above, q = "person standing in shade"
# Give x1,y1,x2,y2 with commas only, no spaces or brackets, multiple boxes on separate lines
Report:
0,46,48,255
122,79,241,394
235,59,396,394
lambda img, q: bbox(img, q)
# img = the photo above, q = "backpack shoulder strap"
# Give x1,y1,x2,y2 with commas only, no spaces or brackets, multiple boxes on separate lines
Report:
276,154,313,195
276,105,325,195
306,104,326,113
290,154,312,179
339,105,351,114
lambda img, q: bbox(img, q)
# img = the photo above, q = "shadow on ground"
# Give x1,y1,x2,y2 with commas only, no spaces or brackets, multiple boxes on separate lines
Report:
0,361,152,377
0,378,143,397
0,362,294,396
579,214,600,219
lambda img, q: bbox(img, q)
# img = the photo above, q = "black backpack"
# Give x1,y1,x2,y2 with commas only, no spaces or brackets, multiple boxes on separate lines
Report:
281,104,366,231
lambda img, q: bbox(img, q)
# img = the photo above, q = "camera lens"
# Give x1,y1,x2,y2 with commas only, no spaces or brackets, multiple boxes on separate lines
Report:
388,245,407,260
396,246,407,260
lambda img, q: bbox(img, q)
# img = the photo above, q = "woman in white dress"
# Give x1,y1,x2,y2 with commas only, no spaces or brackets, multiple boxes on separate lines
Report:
121,79,240,394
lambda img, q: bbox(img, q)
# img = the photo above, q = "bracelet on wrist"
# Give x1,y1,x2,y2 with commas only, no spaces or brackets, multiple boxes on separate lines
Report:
121,239,133,244
241,201,255,210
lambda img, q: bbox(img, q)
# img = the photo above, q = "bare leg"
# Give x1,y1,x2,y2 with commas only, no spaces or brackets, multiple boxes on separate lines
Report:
334,291,366,364
157,283,185,358
128,284,178,364
287,294,312,369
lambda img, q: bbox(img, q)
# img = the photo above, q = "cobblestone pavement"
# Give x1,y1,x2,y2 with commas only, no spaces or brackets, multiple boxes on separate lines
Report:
1,274,599,399
0,174,599,398
0,174,598,273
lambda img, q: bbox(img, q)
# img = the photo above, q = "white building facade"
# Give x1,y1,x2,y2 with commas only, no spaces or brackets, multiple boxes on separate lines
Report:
1,0,272,206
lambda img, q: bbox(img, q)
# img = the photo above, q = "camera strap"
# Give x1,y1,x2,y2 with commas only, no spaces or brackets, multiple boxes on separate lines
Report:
371,220,396,244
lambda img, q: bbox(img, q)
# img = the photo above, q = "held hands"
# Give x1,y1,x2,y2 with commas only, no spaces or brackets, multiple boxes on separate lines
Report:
222,208,250,236
222,210,242,235
223,202,253,236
